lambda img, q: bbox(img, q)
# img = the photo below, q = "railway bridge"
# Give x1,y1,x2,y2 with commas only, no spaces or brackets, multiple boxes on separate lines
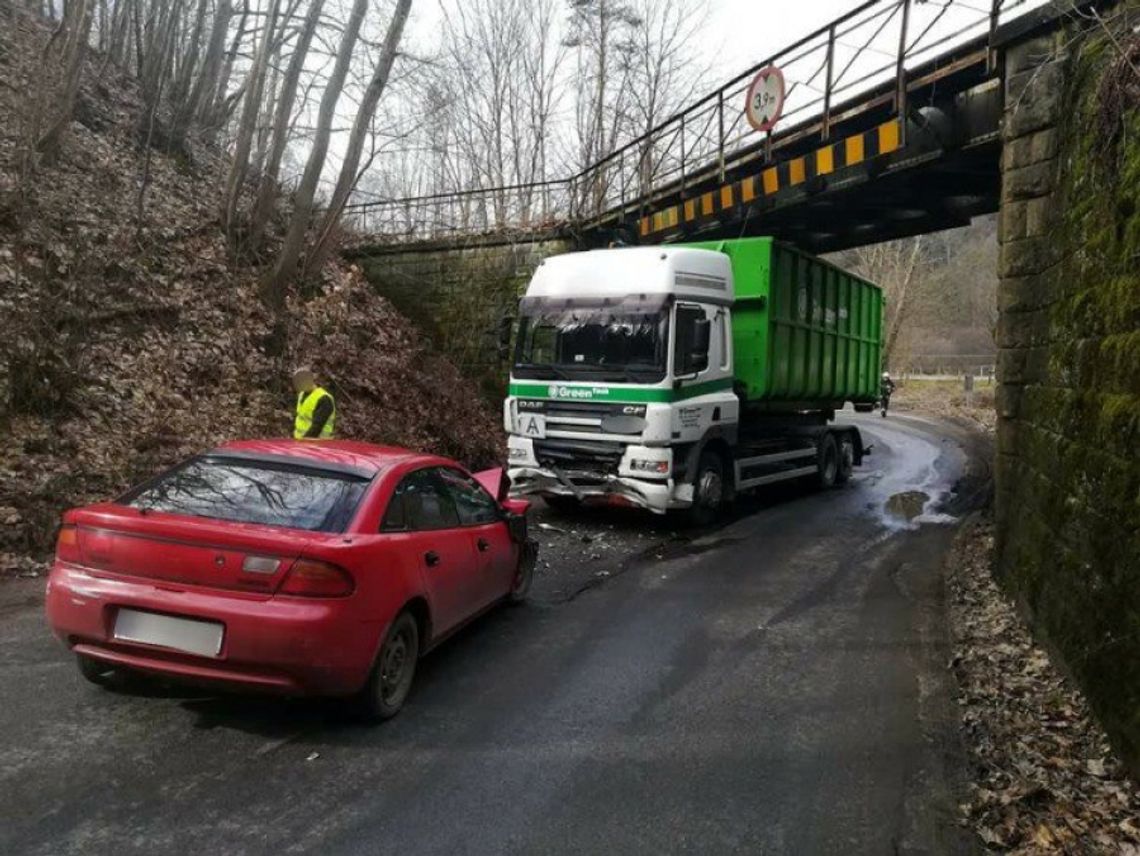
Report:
346,0,1086,256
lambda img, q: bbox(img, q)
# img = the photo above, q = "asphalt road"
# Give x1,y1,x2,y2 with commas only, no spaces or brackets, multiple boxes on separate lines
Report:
0,413,988,855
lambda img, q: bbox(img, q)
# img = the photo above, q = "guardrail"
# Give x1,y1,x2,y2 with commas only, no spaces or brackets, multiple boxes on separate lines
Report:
343,0,1041,244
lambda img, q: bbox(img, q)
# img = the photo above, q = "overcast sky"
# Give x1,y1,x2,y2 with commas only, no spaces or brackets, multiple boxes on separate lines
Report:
404,1,862,83
403,1,1047,93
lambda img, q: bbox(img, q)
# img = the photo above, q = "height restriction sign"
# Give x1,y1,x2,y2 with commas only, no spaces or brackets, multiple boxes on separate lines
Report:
744,66,785,133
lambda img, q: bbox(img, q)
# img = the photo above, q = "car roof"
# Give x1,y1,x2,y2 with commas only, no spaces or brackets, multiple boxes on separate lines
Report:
212,439,426,477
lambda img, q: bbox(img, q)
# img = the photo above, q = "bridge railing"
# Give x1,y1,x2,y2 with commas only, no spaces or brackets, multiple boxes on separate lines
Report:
344,0,1043,244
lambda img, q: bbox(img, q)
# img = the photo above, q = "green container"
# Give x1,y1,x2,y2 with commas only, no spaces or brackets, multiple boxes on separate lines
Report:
681,237,883,407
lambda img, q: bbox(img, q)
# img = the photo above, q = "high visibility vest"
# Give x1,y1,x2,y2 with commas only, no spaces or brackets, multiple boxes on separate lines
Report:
294,387,335,439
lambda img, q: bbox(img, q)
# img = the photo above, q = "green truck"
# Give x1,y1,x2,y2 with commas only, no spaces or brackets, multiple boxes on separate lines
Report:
505,237,885,522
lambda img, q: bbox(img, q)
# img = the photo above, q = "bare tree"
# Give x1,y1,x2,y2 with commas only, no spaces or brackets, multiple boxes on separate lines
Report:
36,0,96,162
263,0,370,306
563,0,641,212
627,0,709,194
247,0,326,250
303,0,412,278
222,0,283,239
848,237,926,369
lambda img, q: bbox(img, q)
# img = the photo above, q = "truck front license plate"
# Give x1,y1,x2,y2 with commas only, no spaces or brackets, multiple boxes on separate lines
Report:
517,413,547,439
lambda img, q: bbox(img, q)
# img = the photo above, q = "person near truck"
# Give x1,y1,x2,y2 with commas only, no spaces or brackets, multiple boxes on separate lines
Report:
880,371,896,417
292,368,336,439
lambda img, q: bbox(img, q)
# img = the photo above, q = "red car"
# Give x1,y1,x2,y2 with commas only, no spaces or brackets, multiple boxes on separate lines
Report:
45,440,536,720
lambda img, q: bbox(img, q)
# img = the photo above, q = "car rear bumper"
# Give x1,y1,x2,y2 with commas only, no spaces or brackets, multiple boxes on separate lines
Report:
46,563,381,696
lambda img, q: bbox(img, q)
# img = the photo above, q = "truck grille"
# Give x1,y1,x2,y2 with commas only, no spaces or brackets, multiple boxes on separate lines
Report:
533,439,624,474
517,399,647,438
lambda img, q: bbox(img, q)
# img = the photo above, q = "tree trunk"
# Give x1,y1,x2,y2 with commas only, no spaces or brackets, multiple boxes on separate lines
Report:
167,0,209,120
303,0,412,280
179,0,231,133
37,0,95,163
221,0,282,239
247,0,325,250
262,0,369,306
206,0,249,128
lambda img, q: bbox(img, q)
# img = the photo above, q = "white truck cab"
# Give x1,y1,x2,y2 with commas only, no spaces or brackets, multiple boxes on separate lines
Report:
505,246,741,515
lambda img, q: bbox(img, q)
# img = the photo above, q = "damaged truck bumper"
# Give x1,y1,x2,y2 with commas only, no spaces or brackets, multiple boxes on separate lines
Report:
507,437,691,514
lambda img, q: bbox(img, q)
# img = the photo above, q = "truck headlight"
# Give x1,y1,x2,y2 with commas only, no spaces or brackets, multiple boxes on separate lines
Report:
630,459,669,474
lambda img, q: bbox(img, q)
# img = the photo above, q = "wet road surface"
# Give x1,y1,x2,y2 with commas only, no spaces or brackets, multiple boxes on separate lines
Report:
0,414,987,854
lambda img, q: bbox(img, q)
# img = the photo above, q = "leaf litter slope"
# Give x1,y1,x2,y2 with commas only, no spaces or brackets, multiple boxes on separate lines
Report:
0,11,502,573
949,518,1140,853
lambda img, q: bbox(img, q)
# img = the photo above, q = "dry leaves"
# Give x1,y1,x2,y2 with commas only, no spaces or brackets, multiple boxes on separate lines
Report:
948,517,1140,852
0,13,502,572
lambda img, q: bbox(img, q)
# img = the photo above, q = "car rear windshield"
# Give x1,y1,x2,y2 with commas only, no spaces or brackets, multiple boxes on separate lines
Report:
120,456,372,533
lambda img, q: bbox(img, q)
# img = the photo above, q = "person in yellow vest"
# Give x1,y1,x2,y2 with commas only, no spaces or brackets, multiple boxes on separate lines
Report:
292,368,336,440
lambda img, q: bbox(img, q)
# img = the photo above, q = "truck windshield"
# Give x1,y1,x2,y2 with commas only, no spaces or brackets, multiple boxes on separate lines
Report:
513,298,668,382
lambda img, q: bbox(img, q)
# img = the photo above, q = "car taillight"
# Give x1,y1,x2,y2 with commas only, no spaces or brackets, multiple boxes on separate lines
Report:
55,524,80,563
278,559,355,598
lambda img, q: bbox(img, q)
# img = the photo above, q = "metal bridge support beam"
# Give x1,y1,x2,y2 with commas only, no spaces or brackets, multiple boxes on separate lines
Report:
895,0,912,147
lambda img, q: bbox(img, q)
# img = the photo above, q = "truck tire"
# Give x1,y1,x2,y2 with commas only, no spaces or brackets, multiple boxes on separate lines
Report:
683,449,726,526
853,403,875,414
816,435,839,489
835,433,855,484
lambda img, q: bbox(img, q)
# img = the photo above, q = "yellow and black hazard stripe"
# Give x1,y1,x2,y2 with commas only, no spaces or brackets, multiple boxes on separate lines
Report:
640,118,903,238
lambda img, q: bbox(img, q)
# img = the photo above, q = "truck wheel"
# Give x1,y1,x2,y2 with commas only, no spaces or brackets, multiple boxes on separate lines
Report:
816,435,839,489
684,449,725,526
835,434,855,484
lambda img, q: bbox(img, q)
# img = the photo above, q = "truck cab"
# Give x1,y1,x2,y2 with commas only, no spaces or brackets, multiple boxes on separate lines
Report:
505,246,740,515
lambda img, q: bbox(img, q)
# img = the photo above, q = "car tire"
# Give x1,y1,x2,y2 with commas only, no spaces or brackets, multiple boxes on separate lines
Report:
76,653,124,687
683,449,726,527
356,612,420,722
509,539,538,604
816,435,839,489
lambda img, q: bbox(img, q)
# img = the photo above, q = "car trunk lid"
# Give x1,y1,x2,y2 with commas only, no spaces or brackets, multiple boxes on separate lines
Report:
68,504,304,599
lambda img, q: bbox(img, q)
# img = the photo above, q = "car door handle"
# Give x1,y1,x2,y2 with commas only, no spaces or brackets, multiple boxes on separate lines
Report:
476,538,490,552
424,551,440,567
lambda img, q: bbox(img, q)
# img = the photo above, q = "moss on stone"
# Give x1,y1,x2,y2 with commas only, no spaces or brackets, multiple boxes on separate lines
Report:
997,17,1140,776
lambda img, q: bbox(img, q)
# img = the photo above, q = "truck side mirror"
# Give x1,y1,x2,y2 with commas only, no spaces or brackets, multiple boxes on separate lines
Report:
497,315,515,360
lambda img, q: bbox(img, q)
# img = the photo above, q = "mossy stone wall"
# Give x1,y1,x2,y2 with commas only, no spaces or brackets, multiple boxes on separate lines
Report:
354,239,572,401
995,8,1140,776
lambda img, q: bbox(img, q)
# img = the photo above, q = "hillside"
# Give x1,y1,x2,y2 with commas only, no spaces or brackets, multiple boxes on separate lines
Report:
0,10,502,572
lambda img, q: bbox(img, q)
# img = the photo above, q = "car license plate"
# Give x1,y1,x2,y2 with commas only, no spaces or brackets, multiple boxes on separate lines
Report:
113,609,224,658
516,412,546,439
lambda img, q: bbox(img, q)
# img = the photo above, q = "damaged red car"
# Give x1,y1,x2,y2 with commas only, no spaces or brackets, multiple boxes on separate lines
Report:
45,440,536,720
